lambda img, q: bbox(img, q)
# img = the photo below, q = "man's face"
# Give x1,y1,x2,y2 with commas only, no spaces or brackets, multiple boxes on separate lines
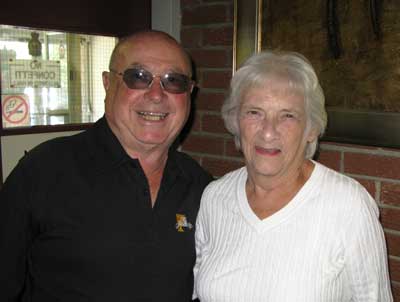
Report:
103,34,192,158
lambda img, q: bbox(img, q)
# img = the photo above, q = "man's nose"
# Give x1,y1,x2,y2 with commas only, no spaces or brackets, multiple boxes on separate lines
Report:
145,77,165,102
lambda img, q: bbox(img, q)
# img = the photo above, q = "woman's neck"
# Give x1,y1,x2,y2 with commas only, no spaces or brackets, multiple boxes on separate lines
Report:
246,160,314,219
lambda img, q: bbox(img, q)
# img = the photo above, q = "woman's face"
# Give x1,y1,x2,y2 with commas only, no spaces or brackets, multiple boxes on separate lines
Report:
238,79,317,182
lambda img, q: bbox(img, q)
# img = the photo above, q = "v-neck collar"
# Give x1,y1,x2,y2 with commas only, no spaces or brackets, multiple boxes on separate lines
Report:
236,161,321,233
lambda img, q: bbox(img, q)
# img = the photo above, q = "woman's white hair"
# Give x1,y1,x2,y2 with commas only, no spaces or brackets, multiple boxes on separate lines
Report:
222,50,327,159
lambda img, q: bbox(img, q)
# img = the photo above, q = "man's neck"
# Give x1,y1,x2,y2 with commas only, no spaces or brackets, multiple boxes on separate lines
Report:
138,152,168,207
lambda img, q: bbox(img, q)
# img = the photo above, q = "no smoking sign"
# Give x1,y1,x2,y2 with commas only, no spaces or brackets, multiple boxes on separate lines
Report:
2,95,30,128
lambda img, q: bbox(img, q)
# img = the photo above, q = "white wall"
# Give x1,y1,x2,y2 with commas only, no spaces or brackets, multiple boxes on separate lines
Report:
1,131,80,180
152,0,181,40
90,36,117,121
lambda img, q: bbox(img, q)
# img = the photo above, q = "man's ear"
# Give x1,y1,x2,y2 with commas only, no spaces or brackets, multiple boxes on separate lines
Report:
102,71,110,90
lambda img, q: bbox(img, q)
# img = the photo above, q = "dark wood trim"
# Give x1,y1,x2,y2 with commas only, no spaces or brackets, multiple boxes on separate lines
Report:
0,0,151,38
0,123,92,136
0,137,3,187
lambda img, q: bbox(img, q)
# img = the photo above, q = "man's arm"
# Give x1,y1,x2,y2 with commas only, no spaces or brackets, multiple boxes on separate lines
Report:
0,159,34,301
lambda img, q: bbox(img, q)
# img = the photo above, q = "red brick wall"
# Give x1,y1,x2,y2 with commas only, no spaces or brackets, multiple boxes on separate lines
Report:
180,0,400,299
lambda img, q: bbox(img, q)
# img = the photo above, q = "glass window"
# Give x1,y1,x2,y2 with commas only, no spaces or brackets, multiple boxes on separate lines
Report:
0,25,117,129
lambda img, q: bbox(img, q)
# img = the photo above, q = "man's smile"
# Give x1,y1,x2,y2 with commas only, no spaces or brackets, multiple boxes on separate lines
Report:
137,111,169,121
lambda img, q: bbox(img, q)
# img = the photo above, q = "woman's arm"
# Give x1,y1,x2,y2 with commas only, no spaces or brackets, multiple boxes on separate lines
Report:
344,186,393,301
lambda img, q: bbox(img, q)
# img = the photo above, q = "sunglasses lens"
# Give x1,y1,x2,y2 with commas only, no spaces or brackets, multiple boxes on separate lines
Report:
121,68,192,93
123,68,152,89
162,73,191,94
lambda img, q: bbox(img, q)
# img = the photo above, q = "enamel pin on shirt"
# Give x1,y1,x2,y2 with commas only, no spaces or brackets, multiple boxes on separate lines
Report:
175,214,193,232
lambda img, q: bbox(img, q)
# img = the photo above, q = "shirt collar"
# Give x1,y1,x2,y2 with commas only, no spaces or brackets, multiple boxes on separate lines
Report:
86,116,132,174
86,116,189,181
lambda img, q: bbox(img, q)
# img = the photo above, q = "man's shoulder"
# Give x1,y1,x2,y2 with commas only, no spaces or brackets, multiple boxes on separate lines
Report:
27,130,88,159
16,128,93,174
3,130,90,187
204,166,245,193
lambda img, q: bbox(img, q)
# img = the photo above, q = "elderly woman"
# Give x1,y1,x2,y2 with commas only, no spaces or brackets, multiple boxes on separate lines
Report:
193,50,393,301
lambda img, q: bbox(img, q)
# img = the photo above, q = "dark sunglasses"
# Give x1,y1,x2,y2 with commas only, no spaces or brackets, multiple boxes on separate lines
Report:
110,68,194,94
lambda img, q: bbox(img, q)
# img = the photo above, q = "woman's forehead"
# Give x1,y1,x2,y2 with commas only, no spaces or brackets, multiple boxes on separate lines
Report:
244,78,304,99
240,84,306,112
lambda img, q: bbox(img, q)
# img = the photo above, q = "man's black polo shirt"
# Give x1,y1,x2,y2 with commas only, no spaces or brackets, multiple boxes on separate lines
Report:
0,117,212,302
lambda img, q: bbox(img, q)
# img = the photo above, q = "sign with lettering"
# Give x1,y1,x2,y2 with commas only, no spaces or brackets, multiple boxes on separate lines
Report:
8,59,61,88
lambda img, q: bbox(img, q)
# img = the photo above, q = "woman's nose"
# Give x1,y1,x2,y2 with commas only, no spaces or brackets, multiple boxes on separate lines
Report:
261,118,279,140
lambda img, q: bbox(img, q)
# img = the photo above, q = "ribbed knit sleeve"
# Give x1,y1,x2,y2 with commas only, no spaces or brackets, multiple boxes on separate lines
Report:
342,185,392,301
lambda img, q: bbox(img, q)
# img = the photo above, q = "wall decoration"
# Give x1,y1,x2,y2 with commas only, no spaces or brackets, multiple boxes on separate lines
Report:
234,0,400,148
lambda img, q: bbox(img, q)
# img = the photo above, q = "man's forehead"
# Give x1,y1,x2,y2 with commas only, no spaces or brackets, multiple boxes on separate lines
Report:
116,37,191,74
119,34,180,56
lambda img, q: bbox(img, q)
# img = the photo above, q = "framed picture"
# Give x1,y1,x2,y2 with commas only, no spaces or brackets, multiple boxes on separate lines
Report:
234,0,400,148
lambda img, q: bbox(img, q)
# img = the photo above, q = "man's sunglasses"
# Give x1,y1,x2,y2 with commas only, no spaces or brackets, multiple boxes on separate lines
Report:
110,68,194,94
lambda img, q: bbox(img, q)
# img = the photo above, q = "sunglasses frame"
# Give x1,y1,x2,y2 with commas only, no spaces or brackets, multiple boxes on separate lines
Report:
109,68,194,94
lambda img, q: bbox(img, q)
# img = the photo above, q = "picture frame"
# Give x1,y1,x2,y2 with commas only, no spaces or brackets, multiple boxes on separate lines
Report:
234,0,400,148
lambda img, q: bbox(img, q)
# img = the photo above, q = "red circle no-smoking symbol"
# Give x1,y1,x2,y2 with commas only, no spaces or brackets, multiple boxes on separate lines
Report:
2,95,29,124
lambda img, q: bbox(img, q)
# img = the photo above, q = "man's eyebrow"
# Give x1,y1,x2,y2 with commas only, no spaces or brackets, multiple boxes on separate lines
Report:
127,63,184,72
126,63,144,68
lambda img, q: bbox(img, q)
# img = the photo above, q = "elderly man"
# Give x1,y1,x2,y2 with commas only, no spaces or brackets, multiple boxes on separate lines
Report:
0,30,212,302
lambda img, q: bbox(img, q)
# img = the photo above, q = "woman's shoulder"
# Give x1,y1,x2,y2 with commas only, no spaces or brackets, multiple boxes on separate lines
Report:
313,161,364,191
312,161,377,214
199,166,246,217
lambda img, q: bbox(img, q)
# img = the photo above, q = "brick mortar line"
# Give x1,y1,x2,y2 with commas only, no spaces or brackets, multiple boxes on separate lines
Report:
378,204,400,210
389,255,400,261
195,88,228,94
385,229,400,236
340,150,345,173
320,143,400,157
376,181,382,202
345,173,400,184
189,131,232,139
186,151,244,162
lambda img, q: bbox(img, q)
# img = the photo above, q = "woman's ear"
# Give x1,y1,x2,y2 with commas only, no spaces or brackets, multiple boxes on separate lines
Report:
306,126,319,143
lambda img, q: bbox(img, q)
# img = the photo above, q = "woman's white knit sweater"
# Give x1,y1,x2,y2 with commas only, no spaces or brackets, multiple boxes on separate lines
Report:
194,162,393,302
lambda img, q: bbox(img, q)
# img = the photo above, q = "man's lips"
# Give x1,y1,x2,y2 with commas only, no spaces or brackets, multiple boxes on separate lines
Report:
137,111,169,121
